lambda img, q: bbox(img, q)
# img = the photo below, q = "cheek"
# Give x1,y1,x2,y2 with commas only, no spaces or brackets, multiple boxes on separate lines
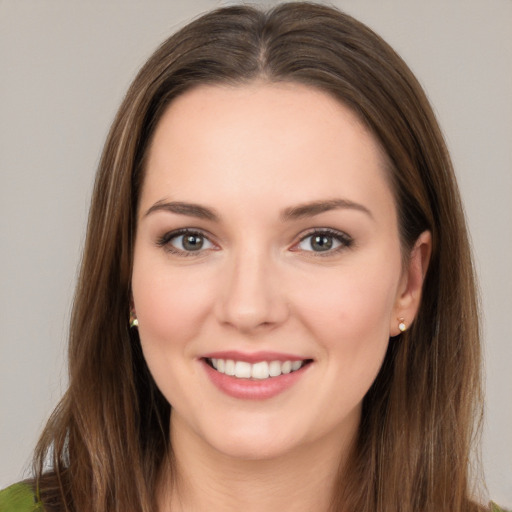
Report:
293,258,401,414
131,258,218,407
293,254,401,354
131,258,215,348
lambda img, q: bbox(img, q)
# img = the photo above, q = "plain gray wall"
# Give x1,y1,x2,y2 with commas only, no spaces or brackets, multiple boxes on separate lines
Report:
1,0,511,506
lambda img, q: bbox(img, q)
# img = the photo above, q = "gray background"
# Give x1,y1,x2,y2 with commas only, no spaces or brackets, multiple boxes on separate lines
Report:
1,0,511,506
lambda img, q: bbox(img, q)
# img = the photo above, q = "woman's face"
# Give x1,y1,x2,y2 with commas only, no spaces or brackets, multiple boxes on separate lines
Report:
132,83,424,461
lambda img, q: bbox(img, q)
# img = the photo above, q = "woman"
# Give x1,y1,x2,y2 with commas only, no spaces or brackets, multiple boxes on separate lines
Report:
0,2,504,511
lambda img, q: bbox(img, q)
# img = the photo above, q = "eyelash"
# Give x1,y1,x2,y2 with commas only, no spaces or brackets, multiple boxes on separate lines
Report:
294,228,354,256
156,229,215,257
156,228,353,257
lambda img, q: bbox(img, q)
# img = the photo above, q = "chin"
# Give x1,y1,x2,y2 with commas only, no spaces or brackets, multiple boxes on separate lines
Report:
199,421,306,461
213,438,298,461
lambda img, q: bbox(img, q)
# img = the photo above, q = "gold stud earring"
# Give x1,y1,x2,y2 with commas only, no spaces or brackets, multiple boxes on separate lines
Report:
398,318,406,332
129,310,139,328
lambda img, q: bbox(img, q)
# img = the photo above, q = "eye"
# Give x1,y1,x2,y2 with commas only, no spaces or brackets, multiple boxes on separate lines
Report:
294,229,353,254
157,229,215,255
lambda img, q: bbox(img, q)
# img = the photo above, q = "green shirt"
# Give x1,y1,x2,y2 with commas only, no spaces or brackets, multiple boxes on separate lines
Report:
0,482,509,511
0,484,43,512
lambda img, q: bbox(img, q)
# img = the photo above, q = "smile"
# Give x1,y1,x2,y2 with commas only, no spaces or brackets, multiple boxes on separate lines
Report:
206,358,310,380
201,352,313,399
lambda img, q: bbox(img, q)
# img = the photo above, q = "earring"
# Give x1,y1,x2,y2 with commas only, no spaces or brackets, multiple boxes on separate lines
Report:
398,318,406,332
129,310,139,328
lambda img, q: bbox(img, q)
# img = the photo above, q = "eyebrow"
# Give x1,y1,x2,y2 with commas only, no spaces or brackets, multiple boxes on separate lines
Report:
281,198,373,221
144,200,220,221
144,198,373,222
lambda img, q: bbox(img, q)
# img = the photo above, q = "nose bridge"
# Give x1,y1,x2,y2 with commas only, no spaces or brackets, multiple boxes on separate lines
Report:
217,241,287,332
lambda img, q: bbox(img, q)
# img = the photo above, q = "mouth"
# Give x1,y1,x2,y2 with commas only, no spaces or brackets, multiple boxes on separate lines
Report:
203,357,313,380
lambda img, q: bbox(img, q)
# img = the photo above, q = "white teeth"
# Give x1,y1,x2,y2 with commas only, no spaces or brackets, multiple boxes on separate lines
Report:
251,361,269,380
225,359,235,376
208,358,306,380
268,360,282,377
234,361,252,378
281,361,292,374
291,360,302,371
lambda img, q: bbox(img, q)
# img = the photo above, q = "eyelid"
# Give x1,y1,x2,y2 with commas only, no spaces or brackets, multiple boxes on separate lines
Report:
155,227,353,257
156,228,218,256
290,228,354,255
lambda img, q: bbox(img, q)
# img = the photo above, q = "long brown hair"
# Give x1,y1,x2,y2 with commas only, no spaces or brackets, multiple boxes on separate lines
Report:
32,3,484,511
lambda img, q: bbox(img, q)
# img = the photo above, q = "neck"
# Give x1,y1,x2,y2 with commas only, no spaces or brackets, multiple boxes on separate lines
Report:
157,413,357,512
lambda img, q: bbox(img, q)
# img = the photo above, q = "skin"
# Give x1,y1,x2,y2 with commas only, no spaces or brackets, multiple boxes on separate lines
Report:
131,82,431,511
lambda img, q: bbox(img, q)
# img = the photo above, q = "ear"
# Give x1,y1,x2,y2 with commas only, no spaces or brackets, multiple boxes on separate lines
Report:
390,230,432,336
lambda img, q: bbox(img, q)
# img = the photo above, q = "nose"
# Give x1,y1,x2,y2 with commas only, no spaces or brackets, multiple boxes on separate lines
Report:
215,245,289,334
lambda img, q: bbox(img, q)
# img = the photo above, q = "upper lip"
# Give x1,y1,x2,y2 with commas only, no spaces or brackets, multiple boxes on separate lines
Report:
201,350,310,363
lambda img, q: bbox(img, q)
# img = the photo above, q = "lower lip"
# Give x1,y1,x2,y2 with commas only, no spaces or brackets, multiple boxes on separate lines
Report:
201,360,311,400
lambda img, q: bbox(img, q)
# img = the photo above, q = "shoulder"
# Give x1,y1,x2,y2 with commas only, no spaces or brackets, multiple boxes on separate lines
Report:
0,483,44,512
490,502,510,512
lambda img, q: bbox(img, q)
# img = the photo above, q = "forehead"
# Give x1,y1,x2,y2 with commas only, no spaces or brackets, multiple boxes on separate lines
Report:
141,82,394,220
